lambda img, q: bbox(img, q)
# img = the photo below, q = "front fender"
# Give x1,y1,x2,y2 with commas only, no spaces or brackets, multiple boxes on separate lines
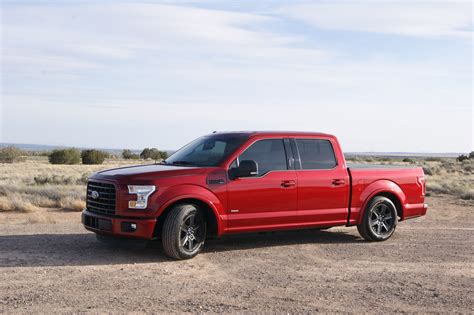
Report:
357,180,406,224
155,184,225,236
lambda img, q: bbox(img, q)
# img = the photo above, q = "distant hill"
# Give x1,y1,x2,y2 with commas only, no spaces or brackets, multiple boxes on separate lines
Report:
0,143,463,158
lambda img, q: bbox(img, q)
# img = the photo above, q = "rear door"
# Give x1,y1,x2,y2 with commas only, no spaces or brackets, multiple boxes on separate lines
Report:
292,138,349,226
226,138,298,232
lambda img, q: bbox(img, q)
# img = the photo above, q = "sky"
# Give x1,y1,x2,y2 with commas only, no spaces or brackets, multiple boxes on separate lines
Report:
1,0,473,152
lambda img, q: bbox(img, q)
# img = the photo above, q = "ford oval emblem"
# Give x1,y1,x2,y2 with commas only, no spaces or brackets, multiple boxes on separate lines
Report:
91,191,100,199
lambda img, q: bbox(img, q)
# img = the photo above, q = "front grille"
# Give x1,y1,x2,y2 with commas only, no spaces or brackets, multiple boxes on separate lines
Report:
86,181,116,216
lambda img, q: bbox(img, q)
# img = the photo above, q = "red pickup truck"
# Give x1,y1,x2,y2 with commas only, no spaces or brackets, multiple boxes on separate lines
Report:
82,131,428,259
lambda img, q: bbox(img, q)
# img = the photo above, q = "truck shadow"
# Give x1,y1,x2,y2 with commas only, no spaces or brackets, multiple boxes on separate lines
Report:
0,229,361,268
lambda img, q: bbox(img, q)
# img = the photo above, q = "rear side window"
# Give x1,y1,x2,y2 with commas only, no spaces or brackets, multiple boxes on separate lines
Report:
296,139,337,170
239,139,287,176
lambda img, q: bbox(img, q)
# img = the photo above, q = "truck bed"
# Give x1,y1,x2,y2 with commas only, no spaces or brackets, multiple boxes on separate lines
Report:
347,163,418,169
346,165,426,224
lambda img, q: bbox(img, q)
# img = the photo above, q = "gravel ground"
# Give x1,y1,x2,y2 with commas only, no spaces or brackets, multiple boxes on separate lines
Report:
0,195,472,313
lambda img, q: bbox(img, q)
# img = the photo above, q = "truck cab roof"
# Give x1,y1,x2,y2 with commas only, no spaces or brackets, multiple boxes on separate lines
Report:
209,131,335,138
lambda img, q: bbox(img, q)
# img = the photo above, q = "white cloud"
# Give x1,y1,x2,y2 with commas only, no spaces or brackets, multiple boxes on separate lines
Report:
279,1,473,38
1,3,328,73
1,1,472,152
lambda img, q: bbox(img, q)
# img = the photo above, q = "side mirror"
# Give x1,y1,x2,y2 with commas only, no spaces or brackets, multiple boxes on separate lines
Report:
238,160,258,177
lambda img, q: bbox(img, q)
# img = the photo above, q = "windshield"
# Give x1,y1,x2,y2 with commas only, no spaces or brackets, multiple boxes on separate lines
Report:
164,134,249,167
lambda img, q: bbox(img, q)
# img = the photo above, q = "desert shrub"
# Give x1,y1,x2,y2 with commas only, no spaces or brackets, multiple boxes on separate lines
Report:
48,149,81,164
463,165,473,173
122,149,139,159
81,149,107,165
457,154,469,162
140,148,163,161
425,157,443,162
403,158,415,163
0,146,26,163
470,152,474,159
461,190,474,200
0,195,38,212
78,173,89,185
34,175,75,185
422,166,439,176
59,197,85,211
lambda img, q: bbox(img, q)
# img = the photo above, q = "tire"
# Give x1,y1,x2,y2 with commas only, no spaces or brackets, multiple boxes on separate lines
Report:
357,196,398,241
162,204,206,260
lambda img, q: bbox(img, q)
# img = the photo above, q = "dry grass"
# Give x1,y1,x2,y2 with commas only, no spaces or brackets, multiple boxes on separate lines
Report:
0,156,148,213
0,156,472,214
346,156,473,200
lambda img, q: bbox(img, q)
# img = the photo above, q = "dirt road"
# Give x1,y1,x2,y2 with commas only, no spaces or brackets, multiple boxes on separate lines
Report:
0,196,472,313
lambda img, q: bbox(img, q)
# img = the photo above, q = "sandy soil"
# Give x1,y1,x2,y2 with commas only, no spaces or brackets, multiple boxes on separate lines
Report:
0,195,472,313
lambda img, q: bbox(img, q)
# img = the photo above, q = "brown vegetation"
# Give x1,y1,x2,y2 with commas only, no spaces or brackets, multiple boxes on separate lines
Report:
0,157,148,213
0,155,472,214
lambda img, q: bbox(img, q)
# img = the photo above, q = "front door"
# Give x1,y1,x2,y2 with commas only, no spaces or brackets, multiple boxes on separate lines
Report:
226,138,297,232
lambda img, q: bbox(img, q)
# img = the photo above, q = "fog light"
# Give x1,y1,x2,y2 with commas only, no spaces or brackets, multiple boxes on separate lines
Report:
121,222,137,232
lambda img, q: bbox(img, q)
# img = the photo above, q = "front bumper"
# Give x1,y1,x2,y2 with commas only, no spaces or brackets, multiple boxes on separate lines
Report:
82,209,157,240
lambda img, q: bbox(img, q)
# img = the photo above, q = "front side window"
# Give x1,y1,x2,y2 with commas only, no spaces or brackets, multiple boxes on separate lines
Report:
238,139,288,176
164,134,249,167
296,139,337,170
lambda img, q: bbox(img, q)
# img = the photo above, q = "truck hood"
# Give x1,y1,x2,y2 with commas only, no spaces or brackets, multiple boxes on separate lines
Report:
91,164,211,181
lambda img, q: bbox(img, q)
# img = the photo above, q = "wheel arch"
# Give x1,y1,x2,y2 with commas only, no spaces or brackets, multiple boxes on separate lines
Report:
357,180,406,224
154,195,222,239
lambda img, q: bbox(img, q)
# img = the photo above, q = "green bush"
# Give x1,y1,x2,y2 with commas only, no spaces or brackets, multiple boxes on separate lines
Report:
122,149,139,160
140,148,163,161
457,154,469,162
81,150,107,165
402,158,415,163
48,148,81,165
0,146,26,163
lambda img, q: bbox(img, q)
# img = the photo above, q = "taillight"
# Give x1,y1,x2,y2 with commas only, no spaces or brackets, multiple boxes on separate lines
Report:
417,176,425,196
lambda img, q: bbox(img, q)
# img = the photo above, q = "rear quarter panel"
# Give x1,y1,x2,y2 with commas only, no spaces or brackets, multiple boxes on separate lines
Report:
349,167,425,224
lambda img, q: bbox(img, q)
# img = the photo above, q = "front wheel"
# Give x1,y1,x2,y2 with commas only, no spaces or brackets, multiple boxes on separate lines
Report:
357,196,398,241
162,204,206,260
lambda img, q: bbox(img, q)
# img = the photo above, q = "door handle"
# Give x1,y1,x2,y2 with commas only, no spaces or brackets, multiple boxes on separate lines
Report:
332,179,345,186
281,180,296,188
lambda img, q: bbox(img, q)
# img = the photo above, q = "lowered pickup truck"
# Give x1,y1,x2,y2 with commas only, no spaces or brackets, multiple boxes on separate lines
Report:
82,131,427,259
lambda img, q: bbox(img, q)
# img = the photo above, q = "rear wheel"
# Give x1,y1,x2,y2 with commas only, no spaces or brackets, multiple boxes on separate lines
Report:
357,196,398,241
162,204,206,259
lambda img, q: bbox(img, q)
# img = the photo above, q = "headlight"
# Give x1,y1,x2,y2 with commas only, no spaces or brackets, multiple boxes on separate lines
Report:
128,185,156,209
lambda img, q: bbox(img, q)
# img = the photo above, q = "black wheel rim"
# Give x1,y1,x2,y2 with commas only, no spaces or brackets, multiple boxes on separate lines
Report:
179,212,205,253
369,203,395,237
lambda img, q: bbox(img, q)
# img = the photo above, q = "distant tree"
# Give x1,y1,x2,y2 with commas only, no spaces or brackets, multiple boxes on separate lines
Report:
49,148,81,164
81,150,107,165
0,146,26,163
140,148,163,162
159,150,169,160
122,149,139,160
469,151,474,159
457,154,469,162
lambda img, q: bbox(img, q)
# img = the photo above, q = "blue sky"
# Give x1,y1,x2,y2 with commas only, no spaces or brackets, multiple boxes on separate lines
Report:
1,0,472,152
